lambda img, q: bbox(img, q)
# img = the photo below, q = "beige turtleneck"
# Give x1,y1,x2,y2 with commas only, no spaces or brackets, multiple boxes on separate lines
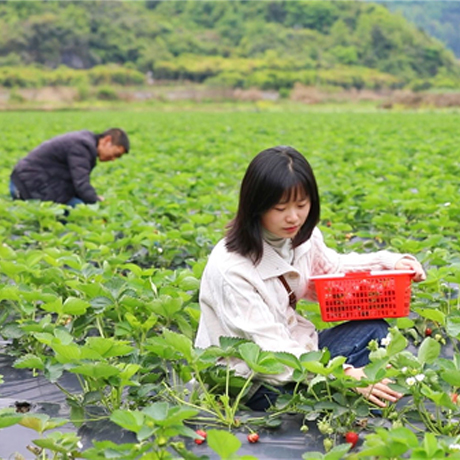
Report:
262,228,294,264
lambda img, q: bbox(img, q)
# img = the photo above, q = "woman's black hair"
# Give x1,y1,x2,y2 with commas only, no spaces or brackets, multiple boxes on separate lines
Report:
226,146,320,263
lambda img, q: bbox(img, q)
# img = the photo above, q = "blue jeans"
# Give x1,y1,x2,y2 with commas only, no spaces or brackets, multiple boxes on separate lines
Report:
9,180,83,208
9,180,20,199
66,197,84,208
245,319,389,411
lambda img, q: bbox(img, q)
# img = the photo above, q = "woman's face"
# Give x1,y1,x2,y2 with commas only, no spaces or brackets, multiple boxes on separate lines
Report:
261,189,311,239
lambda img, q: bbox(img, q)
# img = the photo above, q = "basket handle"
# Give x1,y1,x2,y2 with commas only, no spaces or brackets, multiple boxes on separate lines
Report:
343,271,371,278
343,270,416,278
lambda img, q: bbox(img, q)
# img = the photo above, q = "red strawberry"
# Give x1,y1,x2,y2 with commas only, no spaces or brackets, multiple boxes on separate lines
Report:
451,393,458,404
194,429,207,444
425,327,432,337
345,431,359,448
247,433,259,443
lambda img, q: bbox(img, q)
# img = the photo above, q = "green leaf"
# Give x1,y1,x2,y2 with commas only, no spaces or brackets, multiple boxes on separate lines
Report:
90,296,114,313
14,354,44,370
121,263,144,276
207,429,241,458
0,285,19,301
421,386,457,410
70,404,85,428
326,356,346,371
302,361,328,376
386,329,407,355
32,438,67,454
137,425,155,442
118,363,141,381
58,255,83,270
440,369,460,386
1,322,24,339
300,351,324,363
110,410,144,434
363,359,388,382
62,297,90,315
52,343,81,363
417,337,441,365
423,432,439,458
218,336,248,352
149,295,183,318
0,244,16,259
413,308,446,326
238,342,260,363
70,363,119,379
54,328,74,345
20,414,67,434
179,276,200,290
274,351,302,371
85,337,134,358
142,402,169,421
155,406,199,427
125,312,142,328
308,374,326,390
0,260,27,277
163,329,193,362
0,409,23,428
40,298,64,314
325,443,351,460
44,362,64,383
396,317,414,329
446,316,460,340
303,453,324,460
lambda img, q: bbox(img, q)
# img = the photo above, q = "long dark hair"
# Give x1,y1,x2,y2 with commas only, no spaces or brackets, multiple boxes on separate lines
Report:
226,146,320,263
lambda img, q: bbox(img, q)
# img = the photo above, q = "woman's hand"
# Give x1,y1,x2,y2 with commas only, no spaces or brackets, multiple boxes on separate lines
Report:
344,366,403,408
395,257,426,282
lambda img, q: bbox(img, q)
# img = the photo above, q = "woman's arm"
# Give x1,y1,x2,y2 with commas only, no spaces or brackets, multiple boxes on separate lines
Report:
308,228,425,280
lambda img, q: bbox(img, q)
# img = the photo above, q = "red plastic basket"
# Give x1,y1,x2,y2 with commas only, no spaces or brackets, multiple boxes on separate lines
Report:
310,270,414,322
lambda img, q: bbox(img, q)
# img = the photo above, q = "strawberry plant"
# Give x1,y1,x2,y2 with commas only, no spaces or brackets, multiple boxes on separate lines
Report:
2,110,460,458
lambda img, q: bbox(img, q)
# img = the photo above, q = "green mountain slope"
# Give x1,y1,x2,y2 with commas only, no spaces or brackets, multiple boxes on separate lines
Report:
386,2,460,58
0,1,459,90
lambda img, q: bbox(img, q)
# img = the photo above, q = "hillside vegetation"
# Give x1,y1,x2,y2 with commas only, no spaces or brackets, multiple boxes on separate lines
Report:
387,2,460,58
1,1,460,91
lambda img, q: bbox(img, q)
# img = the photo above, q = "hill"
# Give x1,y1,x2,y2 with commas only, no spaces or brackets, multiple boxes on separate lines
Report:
0,1,459,91
386,2,460,58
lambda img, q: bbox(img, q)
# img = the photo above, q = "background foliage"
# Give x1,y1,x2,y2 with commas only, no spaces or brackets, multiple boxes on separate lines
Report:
0,1,459,90
387,2,460,58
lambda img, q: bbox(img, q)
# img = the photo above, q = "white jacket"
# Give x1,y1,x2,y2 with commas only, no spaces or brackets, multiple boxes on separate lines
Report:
195,227,408,384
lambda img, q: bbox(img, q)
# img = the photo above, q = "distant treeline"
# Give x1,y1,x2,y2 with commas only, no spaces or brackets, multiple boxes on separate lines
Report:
1,1,459,91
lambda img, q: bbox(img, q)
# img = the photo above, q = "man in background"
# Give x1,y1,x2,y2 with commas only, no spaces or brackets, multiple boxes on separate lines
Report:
10,128,129,206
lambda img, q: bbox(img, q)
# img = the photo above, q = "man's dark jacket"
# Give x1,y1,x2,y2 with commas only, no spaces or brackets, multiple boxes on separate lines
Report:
11,130,100,204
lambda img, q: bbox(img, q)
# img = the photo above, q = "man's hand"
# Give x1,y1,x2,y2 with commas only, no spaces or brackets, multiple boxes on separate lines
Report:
395,257,426,282
344,366,403,408
98,195,105,202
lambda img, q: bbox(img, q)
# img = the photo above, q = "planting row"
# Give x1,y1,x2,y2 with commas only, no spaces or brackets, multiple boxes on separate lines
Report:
0,110,460,459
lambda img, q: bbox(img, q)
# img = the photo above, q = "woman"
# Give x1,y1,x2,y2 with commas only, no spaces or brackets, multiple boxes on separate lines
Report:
195,146,425,411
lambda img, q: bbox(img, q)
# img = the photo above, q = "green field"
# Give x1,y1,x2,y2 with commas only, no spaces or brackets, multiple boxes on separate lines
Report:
1,110,460,458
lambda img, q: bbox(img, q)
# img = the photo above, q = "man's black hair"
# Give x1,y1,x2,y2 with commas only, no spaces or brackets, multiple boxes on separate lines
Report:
226,146,320,264
97,128,130,153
